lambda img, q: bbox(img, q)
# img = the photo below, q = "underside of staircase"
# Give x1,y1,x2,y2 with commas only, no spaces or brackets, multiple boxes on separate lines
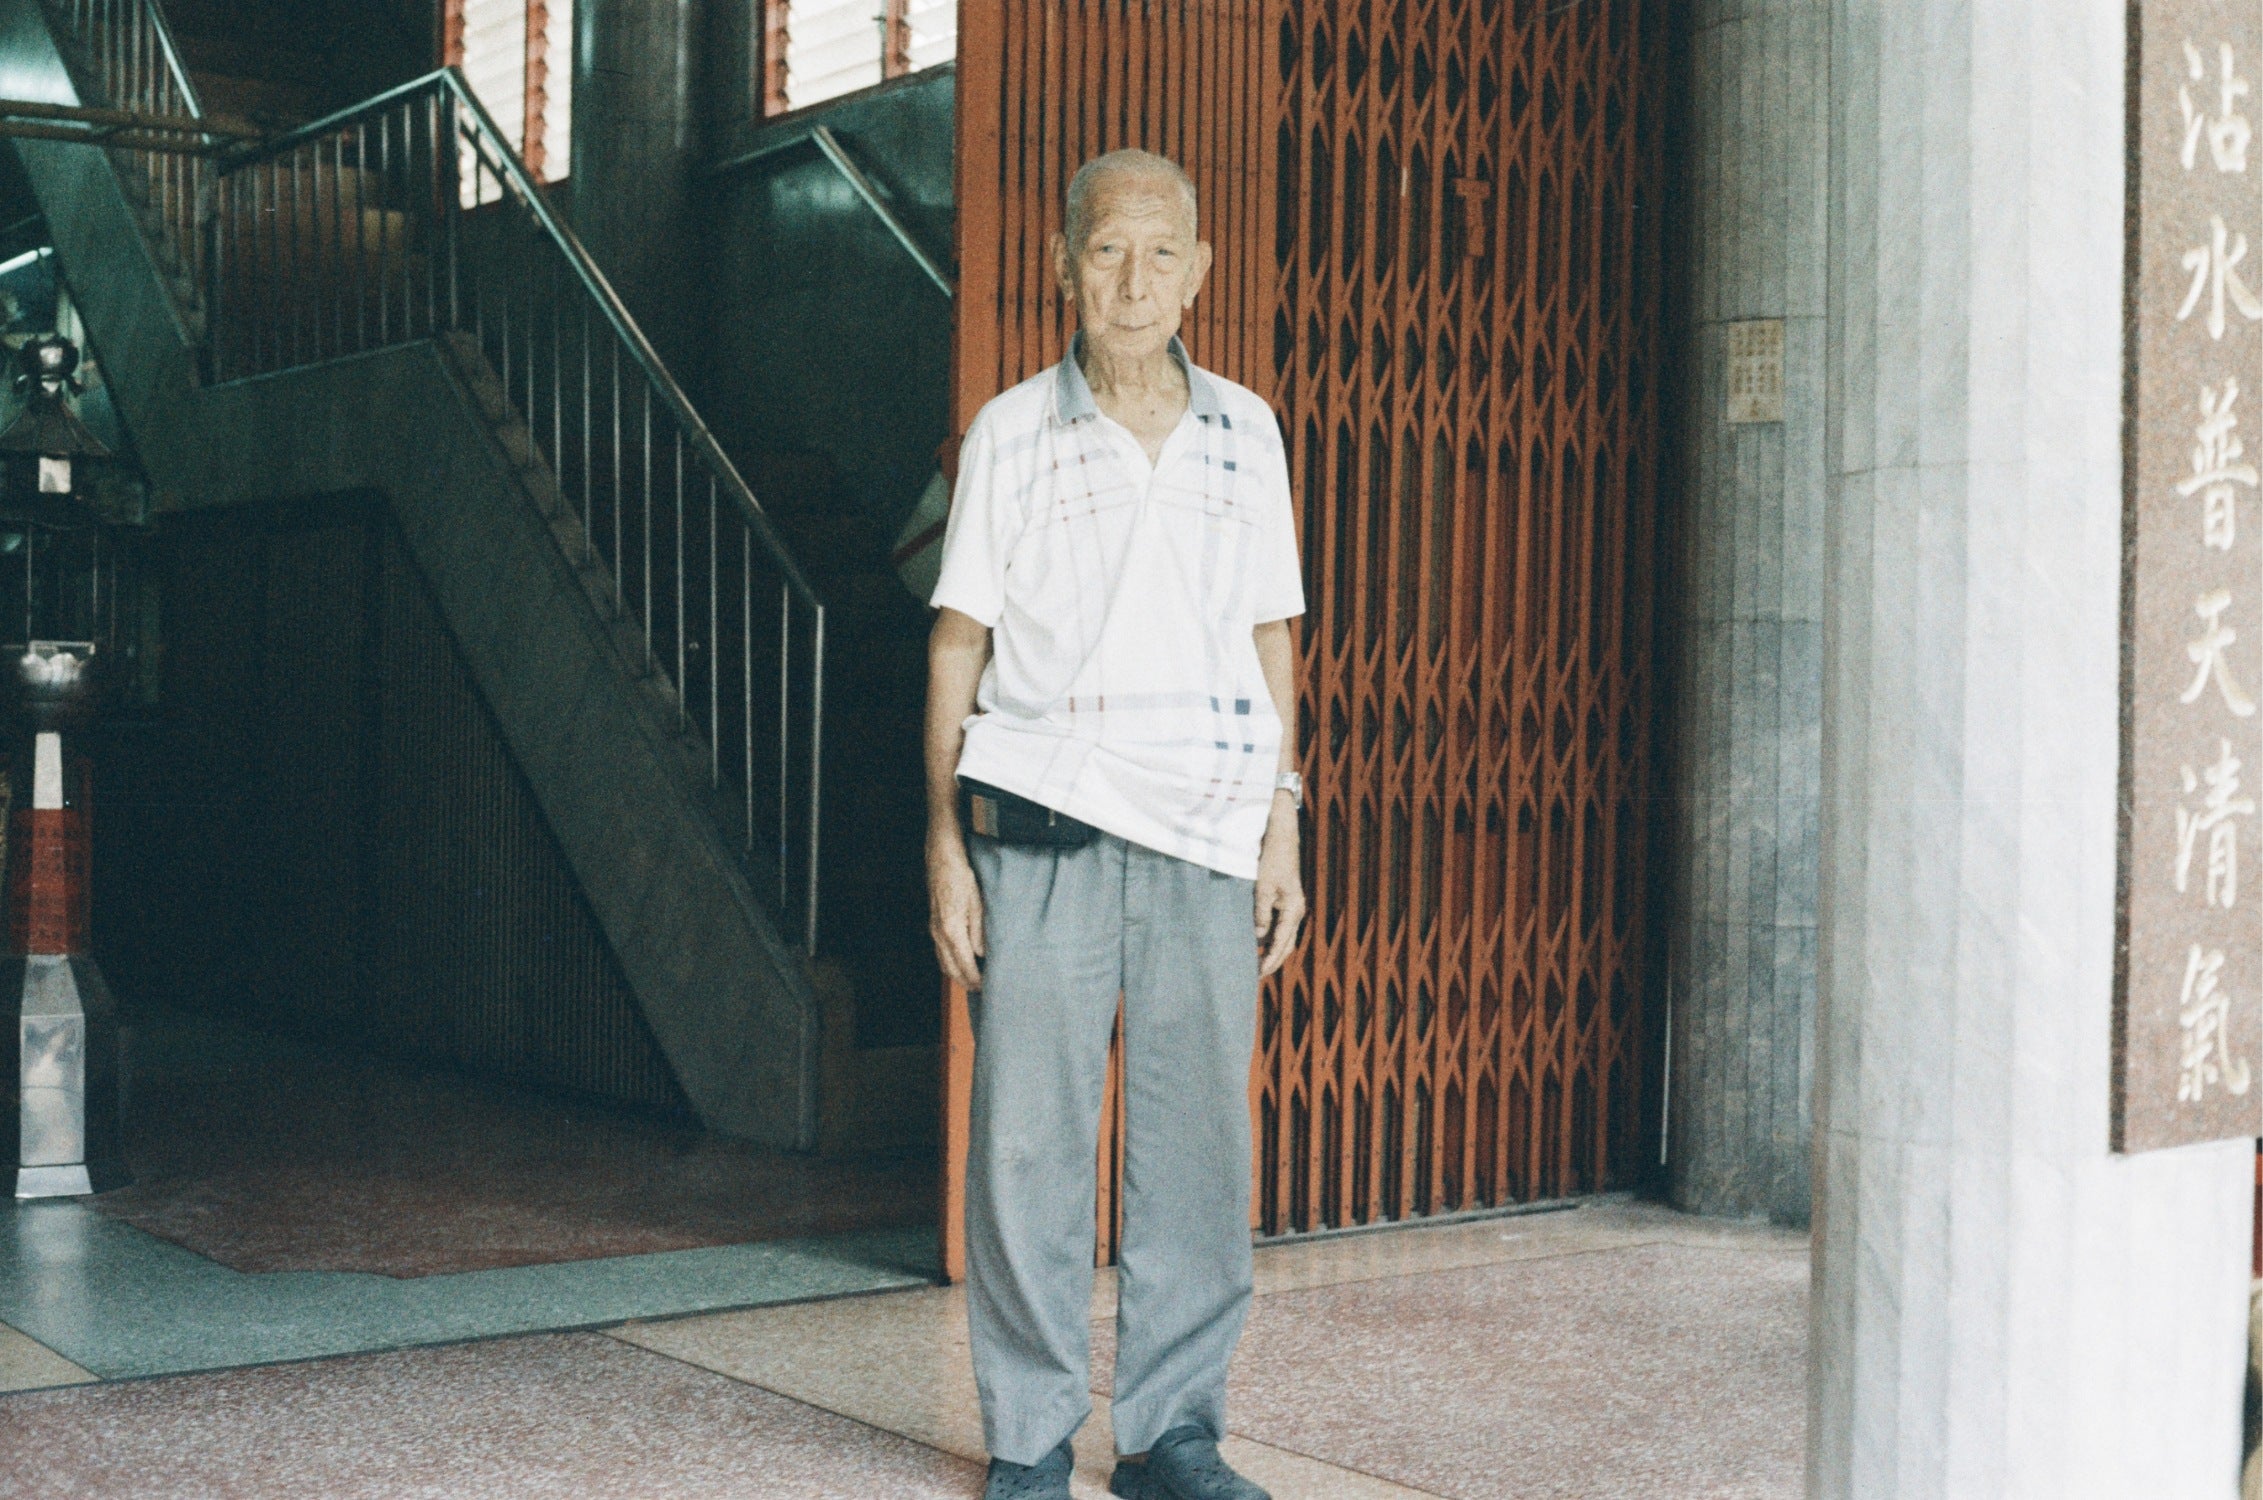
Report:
0,0,823,1147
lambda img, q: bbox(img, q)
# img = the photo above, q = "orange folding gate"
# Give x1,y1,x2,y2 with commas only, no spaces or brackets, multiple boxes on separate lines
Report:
943,0,1671,1274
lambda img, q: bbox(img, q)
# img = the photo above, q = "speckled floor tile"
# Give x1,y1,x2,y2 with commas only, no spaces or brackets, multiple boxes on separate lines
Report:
0,1331,985,1498
610,1286,1117,1492
616,1286,991,1462
1242,1198,1806,1302
1,1198,938,1380
0,1317,93,1391
621,1202,1805,1500
612,1289,1439,1499
1095,1240,1808,1500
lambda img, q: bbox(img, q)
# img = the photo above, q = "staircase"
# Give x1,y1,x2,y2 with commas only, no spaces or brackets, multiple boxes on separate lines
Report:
0,0,832,1147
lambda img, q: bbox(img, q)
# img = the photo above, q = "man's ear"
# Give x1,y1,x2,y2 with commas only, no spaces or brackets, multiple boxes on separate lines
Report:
1049,231,1074,295
1186,239,1216,306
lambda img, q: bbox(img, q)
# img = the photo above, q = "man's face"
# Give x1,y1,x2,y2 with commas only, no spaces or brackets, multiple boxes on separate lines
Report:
1053,172,1213,364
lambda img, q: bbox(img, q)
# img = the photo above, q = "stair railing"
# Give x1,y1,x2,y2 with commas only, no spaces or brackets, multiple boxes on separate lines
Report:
41,0,829,951
48,0,208,303
209,69,828,952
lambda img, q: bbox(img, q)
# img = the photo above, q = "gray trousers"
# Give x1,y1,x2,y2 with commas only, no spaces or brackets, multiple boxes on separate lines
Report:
965,831,1259,1464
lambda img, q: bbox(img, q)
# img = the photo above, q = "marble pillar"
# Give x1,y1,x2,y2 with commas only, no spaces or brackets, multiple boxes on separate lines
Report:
1669,0,1830,1226
571,0,700,358
1813,1,2254,1495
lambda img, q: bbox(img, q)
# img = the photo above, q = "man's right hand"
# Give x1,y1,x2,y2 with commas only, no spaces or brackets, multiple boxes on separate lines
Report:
926,608,994,991
928,839,986,990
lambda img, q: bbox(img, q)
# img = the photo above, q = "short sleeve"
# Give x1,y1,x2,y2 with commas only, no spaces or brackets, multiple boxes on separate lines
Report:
929,409,1015,627
1249,410,1306,624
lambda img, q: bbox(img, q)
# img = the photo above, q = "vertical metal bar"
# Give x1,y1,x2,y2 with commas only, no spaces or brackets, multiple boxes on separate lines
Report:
497,147,510,391
445,91,460,331
674,435,685,715
777,583,789,907
355,121,369,350
708,475,719,781
472,149,487,345
550,263,562,479
610,339,622,602
428,92,442,335
289,148,302,366
246,161,259,375
743,527,754,853
581,304,593,551
331,131,346,357
377,108,391,342
305,141,320,363
805,604,824,953
262,160,275,372
641,384,653,664
210,170,225,382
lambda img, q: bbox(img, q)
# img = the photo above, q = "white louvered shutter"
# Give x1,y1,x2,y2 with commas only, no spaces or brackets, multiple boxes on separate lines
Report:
455,0,573,182
902,0,956,74
776,0,956,114
783,0,884,111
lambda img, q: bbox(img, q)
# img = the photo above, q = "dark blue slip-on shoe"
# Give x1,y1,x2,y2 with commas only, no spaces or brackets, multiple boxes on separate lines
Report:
1108,1425,1269,1500
986,1437,1076,1500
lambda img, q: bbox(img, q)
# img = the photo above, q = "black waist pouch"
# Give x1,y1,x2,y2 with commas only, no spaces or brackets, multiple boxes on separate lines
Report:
961,779,1098,849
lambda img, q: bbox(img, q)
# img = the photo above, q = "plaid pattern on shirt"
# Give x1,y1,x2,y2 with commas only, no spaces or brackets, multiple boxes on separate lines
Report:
931,336,1306,878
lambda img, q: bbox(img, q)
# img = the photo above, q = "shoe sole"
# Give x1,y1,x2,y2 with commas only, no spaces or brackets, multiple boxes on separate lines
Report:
1108,1467,1161,1500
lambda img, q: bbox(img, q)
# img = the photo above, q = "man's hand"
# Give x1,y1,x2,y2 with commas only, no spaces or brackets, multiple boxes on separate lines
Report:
928,835,986,990
1254,800,1305,978
926,607,993,990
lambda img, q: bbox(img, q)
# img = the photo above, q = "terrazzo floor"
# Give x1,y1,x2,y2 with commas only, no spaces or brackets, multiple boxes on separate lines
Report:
1,1198,1806,1498
1,1198,1807,1498
0,1009,943,1380
95,1009,932,1277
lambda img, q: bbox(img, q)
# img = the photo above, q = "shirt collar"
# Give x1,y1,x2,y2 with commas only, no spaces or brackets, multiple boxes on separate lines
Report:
1053,331,1224,426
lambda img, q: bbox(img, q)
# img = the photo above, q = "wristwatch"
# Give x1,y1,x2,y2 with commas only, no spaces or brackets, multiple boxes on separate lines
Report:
1274,771,1304,809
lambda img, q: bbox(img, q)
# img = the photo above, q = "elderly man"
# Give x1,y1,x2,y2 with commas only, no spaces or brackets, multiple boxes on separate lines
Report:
926,148,1305,1500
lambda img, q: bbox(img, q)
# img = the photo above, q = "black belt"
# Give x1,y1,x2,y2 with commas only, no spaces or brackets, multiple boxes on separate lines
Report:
961,779,1099,849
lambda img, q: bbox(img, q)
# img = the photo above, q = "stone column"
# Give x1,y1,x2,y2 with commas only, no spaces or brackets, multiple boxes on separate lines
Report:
570,0,700,358
1668,0,1829,1225
1814,2,2254,1494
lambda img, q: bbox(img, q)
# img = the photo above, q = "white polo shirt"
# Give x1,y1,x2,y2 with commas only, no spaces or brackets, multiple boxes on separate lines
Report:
932,336,1306,878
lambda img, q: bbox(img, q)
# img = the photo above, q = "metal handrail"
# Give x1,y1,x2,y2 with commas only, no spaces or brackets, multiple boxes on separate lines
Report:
228,69,822,607
809,126,953,298
126,0,197,116
710,120,954,299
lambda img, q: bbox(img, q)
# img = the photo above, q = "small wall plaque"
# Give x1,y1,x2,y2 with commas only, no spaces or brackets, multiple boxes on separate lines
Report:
1726,319,1785,425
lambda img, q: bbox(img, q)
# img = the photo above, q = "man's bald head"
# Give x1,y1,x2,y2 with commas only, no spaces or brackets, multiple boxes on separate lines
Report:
1063,149,1199,252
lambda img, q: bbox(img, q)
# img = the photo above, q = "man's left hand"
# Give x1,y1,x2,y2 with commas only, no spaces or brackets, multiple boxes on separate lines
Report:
1254,806,1306,977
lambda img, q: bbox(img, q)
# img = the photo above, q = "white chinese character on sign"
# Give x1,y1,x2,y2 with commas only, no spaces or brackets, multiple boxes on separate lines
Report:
2179,216,2263,339
2177,379,2260,550
2182,40,2254,172
2183,589,2260,715
2179,944,2253,1102
2176,738,2256,906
